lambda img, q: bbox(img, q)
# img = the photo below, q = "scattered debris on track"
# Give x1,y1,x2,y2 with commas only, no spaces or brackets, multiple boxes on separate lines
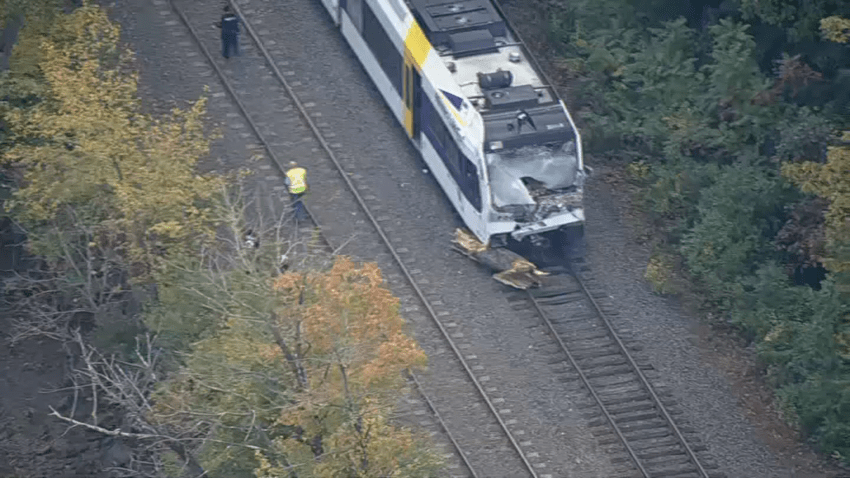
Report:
452,228,547,290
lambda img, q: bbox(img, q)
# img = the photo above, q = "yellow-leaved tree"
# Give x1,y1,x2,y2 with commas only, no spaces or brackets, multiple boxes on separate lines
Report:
150,256,441,477
780,19,850,274
2,2,224,273
0,0,60,74
265,257,433,477
782,131,850,273
820,16,850,43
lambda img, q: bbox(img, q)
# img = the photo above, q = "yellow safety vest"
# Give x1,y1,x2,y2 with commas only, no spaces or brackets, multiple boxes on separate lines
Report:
286,167,307,194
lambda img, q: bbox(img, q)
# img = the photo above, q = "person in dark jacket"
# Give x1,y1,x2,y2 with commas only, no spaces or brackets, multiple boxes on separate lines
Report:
215,5,240,58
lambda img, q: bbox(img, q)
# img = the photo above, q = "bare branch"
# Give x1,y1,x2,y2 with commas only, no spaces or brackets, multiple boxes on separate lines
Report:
55,330,208,478
268,312,309,391
48,406,165,440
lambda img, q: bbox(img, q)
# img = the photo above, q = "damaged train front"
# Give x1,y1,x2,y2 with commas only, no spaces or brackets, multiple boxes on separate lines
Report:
484,112,589,258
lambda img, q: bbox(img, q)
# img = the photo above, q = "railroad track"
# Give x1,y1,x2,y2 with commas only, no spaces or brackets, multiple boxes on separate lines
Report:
506,268,725,478
165,0,723,476
167,0,540,476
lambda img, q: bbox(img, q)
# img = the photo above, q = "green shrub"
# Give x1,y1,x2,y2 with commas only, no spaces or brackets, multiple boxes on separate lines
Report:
773,106,834,162
730,262,813,340
737,273,850,458
625,159,651,182
640,159,719,241
681,163,792,295
645,249,678,294
545,0,850,462
779,375,850,459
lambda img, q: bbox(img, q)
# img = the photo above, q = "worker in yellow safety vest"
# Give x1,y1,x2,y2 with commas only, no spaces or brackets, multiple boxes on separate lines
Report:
284,161,308,220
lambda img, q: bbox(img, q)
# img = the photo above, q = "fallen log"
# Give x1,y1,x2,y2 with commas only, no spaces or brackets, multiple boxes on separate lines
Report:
452,229,548,290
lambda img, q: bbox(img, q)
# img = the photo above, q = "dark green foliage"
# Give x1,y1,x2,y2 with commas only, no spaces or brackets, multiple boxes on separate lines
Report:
705,19,769,105
573,18,703,154
781,376,850,459
730,263,805,340
565,17,795,162
545,0,850,461
773,106,833,162
739,0,850,41
731,265,850,458
682,162,792,294
143,255,226,352
640,159,719,240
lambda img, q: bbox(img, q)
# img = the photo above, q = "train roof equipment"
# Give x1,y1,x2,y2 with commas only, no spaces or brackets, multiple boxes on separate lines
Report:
408,0,581,153
407,0,585,239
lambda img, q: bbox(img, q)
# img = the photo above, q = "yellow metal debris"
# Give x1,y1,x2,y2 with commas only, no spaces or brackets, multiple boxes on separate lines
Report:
453,228,489,254
452,228,548,290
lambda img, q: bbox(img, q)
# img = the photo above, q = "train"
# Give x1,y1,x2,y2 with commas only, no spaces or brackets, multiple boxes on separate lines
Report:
316,0,589,257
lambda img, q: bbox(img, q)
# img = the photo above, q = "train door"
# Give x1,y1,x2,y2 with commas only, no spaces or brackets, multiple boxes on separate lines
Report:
402,55,421,143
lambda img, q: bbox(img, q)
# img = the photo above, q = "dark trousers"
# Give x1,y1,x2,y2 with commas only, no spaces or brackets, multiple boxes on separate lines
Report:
222,33,239,58
290,192,306,220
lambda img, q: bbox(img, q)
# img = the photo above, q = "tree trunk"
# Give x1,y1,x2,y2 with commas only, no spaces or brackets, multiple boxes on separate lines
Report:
269,313,309,390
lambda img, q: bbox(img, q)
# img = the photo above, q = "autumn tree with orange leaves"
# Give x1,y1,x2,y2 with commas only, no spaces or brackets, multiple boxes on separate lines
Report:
148,253,439,477
0,3,439,476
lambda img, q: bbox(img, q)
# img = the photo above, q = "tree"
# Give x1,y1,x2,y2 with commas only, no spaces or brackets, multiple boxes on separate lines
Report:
681,161,791,296
48,330,207,478
730,264,850,461
783,132,850,274
1,4,225,276
141,188,436,476
265,258,434,477
149,252,439,477
540,0,850,463
0,0,63,72
738,0,850,41
821,16,850,43
1,3,438,477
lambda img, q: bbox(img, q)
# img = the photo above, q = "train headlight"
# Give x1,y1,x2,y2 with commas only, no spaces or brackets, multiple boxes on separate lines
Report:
489,141,503,151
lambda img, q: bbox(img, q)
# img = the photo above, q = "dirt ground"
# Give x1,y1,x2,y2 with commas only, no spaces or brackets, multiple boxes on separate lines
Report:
0,219,114,477
0,316,111,477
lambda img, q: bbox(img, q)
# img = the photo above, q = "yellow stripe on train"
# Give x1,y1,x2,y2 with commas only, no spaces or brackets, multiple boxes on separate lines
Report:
404,18,467,128
404,20,430,69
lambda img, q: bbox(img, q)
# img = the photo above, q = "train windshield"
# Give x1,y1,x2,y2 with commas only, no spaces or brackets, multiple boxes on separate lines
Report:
486,141,580,208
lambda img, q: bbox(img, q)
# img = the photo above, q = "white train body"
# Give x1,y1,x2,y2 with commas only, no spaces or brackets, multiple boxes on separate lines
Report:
317,0,587,250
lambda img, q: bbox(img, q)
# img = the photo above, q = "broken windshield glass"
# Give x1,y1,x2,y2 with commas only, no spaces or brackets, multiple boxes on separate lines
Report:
486,141,579,208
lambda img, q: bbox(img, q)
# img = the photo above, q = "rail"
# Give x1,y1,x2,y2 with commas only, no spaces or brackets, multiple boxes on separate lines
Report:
167,0,537,475
526,265,712,477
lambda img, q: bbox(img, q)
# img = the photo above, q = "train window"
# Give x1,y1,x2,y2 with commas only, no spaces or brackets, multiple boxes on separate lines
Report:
434,119,450,149
446,141,458,166
444,137,461,178
462,158,481,211
362,2,403,94
422,96,481,211
347,0,363,32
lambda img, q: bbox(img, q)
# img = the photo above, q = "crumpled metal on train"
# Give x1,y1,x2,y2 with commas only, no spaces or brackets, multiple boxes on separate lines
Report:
486,141,579,207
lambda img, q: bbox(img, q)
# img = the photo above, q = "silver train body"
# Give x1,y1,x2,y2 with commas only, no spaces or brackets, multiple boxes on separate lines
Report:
317,0,587,252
